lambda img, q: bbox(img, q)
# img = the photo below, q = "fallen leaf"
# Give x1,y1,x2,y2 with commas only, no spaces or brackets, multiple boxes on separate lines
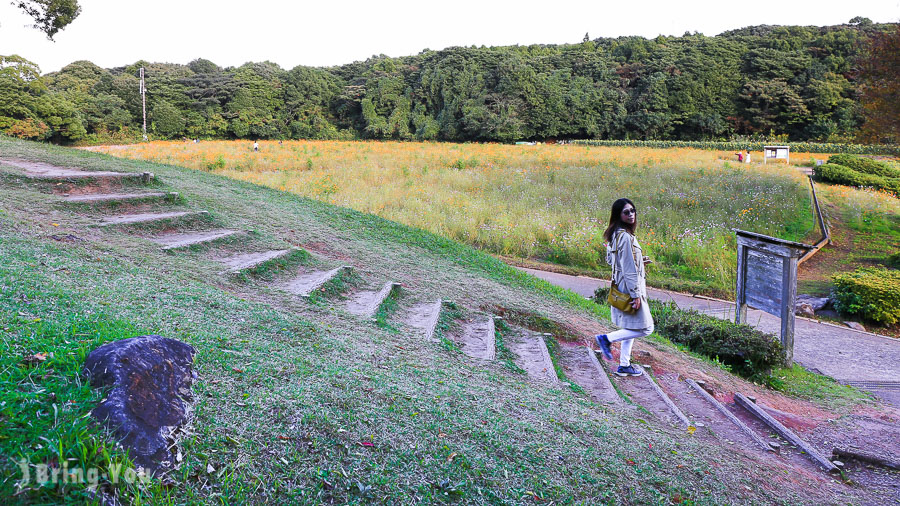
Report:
206,463,215,474
447,452,458,462
232,368,244,373
626,459,636,466
23,353,48,365
277,436,293,440
359,441,374,447
51,223,59,227
687,426,697,435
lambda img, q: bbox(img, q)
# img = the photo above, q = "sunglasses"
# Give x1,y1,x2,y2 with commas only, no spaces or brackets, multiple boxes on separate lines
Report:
622,209,636,216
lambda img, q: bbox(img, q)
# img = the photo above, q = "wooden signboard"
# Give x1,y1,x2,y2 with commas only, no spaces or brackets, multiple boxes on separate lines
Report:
734,230,812,366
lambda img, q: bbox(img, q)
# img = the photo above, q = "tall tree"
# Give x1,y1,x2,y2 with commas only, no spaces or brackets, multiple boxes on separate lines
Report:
858,25,900,143
13,0,81,39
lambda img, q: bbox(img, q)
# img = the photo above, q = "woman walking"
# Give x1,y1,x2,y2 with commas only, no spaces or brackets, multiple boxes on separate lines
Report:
596,198,654,376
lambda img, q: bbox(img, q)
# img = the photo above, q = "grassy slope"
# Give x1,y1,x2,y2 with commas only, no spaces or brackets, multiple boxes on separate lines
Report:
0,137,862,504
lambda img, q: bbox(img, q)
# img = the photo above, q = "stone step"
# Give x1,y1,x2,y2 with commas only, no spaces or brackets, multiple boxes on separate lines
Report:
346,281,401,318
220,249,295,274
1,159,153,181
284,266,353,297
98,210,208,227
505,325,558,384
453,315,497,361
405,299,443,341
64,191,176,204
584,346,623,404
151,229,240,250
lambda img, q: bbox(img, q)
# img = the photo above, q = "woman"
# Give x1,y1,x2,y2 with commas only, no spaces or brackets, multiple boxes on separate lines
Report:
595,198,654,377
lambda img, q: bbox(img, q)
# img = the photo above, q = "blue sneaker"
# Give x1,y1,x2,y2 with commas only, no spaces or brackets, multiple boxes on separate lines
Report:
615,365,643,377
595,334,613,361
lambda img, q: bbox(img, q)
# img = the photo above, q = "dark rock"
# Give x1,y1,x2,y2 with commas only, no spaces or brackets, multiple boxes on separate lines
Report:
83,335,196,471
796,295,831,312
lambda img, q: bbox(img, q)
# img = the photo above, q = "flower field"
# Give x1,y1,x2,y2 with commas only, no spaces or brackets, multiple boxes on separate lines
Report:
96,140,820,295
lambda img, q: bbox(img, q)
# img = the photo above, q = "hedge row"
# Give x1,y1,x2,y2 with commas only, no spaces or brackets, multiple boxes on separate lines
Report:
814,163,900,194
571,139,900,155
827,154,900,179
647,301,784,379
832,267,900,325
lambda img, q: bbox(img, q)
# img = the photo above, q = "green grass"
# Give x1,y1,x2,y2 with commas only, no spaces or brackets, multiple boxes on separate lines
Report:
763,365,873,411
100,140,819,297
0,135,877,504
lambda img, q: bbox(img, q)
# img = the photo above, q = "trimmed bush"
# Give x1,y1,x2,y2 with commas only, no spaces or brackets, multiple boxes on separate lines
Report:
827,154,900,179
814,163,900,194
832,267,900,325
571,139,900,156
648,301,784,379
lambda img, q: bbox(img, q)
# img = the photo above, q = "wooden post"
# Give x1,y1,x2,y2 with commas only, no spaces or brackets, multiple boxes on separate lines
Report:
780,256,798,365
735,243,748,325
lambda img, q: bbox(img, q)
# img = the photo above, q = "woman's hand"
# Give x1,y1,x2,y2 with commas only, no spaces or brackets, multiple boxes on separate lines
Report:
642,256,653,265
631,297,641,310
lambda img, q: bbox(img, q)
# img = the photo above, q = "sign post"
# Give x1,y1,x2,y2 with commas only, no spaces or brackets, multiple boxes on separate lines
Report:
734,230,812,366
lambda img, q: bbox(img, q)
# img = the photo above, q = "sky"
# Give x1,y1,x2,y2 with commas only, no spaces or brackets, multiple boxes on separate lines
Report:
1,0,898,74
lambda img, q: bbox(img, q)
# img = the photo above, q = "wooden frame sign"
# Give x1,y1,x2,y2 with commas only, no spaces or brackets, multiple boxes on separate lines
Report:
734,230,812,366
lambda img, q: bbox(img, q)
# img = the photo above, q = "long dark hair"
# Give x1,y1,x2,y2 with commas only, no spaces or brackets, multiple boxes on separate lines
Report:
603,198,637,243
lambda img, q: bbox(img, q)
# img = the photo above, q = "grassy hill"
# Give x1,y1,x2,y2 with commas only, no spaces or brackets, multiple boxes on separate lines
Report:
0,136,882,504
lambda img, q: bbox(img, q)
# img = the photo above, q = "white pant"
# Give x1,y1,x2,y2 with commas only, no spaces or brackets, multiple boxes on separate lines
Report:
607,323,654,366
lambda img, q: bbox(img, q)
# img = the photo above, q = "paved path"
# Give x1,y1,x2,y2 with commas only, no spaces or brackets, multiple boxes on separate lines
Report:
519,267,900,407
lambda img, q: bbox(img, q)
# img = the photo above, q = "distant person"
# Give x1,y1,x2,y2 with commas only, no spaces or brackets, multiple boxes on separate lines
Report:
253,141,259,152
596,198,655,377
745,150,751,163
736,152,743,163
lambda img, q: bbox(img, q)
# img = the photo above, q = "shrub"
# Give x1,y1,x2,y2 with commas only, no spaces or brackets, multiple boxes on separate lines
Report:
832,267,900,325
814,163,900,194
571,139,900,156
886,252,900,269
827,154,900,179
648,301,784,379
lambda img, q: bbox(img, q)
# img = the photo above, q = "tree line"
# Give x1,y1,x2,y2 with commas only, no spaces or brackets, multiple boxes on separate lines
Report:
1,18,898,145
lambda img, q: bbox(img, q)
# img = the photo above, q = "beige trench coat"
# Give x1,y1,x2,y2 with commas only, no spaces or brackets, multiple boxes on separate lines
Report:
606,229,654,329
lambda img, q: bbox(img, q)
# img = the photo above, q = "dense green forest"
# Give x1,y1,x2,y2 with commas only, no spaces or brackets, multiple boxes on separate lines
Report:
1,19,897,144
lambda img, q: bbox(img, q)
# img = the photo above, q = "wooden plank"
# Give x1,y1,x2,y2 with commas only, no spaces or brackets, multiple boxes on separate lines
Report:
643,367,692,428
734,393,836,472
685,379,774,453
734,230,812,257
585,346,622,405
832,447,900,470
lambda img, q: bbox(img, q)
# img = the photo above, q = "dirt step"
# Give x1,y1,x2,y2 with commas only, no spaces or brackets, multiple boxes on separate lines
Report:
284,266,352,297
1,158,152,181
346,281,401,318
98,210,208,227
150,229,241,250
450,316,497,361
63,192,176,204
220,249,295,274
404,299,443,341
557,344,621,404
504,325,558,384
607,363,692,427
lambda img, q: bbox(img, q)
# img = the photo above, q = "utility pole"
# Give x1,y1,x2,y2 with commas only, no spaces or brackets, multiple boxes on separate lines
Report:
140,67,147,141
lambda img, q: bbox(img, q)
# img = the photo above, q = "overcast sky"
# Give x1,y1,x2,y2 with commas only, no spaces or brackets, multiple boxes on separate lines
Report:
1,0,898,74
